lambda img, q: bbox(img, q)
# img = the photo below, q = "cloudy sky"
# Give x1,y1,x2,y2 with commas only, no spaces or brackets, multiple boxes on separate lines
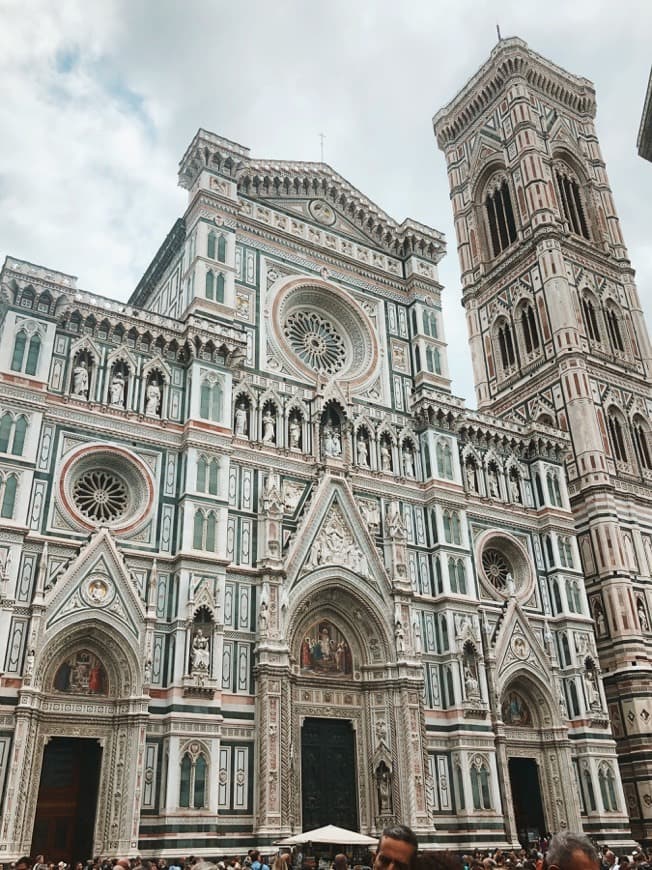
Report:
2,0,651,404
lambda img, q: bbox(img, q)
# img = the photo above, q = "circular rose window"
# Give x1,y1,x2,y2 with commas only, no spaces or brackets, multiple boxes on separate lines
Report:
477,532,533,599
482,548,512,592
73,470,129,523
270,277,379,387
59,444,154,534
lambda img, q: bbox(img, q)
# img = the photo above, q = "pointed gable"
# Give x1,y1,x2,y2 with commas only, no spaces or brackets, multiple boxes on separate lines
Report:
286,475,389,593
493,597,552,687
44,528,146,638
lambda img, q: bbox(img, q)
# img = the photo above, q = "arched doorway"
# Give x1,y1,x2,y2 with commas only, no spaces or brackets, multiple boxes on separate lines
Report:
255,569,431,837
498,674,581,846
4,620,145,860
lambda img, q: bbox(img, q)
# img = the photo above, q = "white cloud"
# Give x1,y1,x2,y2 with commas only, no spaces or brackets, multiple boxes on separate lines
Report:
1,0,651,406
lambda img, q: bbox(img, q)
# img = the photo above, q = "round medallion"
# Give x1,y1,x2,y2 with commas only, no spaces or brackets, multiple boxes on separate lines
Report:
511,635,529,659
81,573,115,608
309,200,336,226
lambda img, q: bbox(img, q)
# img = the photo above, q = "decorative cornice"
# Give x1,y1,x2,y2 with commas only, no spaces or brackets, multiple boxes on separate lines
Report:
433,37,596,149
177,129,446,263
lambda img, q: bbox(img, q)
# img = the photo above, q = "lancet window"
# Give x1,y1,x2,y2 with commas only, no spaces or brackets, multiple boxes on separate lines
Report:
581,294,601,343
11,329,41,375
470,756,492,810
0,473,18,519
633,416,652,471
607,409,628,463
0,413,27,456
485,178,517,257
179,744,208,809
555,165,590,239
518,302,540,355
598,762,619,812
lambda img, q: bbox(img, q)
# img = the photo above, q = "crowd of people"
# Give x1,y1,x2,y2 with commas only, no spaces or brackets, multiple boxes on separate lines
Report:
9,828,652,870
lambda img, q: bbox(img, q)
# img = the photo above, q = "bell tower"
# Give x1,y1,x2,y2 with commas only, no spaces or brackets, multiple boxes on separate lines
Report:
434,37,652,840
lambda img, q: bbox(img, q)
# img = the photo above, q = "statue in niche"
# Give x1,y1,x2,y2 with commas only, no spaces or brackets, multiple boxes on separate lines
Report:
380,440,392,472
385,499,406,539
72,358,89,398
357,432,369,468
488,466,500,498
258,599,269,633
584,666,601,708
300,619,352,676
234,401,249,437
109,370,125,407
463,648,480,699
145,381,161,417
509,474,521,503
54,650,107,695
262,407,276,445
289,415,302,449
191,629,210,673
594,603,607,637
394,619,406,654
465,462,478,492
638,599,649,632
322,419,342,457
377,762,393,814
402,445,415,478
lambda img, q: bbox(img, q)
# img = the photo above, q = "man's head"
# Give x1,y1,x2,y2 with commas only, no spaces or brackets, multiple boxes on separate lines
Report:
545,834,600,870
374,825,418,870
16,859,34,870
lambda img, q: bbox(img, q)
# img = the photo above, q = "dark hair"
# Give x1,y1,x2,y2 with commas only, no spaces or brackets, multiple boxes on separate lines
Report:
545,833,599,870
380,825,419,851
17,860,35,869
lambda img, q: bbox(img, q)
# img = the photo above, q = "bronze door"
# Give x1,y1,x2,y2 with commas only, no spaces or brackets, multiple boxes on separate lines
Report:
301,717,358,830
508,757,546,846
31,737,102,864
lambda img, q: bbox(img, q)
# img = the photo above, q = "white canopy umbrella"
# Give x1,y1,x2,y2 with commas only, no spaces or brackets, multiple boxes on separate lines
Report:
276,824,377,846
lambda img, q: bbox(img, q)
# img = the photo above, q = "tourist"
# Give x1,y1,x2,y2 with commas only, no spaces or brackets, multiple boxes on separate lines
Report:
373,824,419,870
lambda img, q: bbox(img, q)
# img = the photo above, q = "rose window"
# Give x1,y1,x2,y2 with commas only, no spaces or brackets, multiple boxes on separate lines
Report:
73,470,129,523
60,444,154,534
270,279,379,386
482,548,512,591
283,311,346,374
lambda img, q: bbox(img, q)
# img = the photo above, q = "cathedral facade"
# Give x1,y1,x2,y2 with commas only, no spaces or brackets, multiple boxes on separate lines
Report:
0,39,644,861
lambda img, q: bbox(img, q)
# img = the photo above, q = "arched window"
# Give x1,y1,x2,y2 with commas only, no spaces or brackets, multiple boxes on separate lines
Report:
205,512,217,552
559,536,574,568
605,306,625,353
633,416,652,471
206,270,215,300
1,475,17,519
582,294,601,343
436,440,454,480
215,273,225,304
440,663,454,708
423,309,438,338
496,319,516,370
552,579,563,614
199,381,223,422
567,679,580,717
519,303,540,355
193,510,205,550
456,559,467,594
438,615,449,652
607,410,628,463
217,235,227,262
448,556,458,594
547,472,563,506
545,535,554,566
583,767,597,812
207,230,216,260
10,331,27,372
555,166,590,239
567,579,581,614
485,178,517,257
25,334,41,376
208,459,219,495
434,556,443,595
0,414,12,453
11,416,27,456
426,345,441,374
179,746,208,809
197,456,207,492
470,757,492,810
598,763,619,812
443,510,462,546
455,762,466,811
561,633,571,665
